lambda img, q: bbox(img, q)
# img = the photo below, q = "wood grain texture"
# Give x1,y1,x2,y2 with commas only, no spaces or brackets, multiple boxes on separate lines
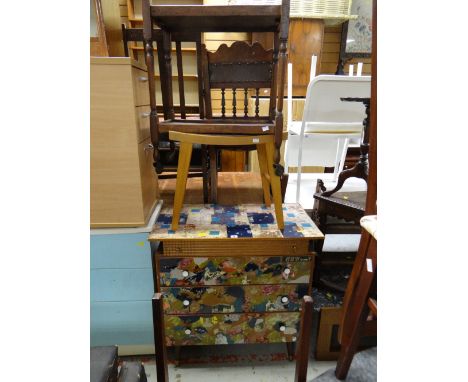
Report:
91,58,159,227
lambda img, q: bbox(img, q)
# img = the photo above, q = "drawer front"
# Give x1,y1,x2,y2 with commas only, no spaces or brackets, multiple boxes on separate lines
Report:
159,256,312,287
132,67,150,106
164,312,300,346
135,105,151,142
161,284,308,315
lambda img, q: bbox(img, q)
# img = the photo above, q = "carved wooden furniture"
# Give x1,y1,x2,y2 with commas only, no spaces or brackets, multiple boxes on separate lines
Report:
141,1,291,191
335,215,377,379
90,57,159,227
149,203,324,367
294,295,314,382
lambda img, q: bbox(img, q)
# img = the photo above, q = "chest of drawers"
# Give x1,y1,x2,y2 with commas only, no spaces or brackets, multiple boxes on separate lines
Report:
149,203,324,350
91,57,159,228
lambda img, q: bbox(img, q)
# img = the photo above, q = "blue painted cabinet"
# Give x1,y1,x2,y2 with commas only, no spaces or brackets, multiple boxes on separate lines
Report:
90,233,154,346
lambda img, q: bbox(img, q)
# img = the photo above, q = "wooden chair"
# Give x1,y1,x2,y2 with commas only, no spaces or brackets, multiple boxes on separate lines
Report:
142,1,290,226
335,215,377,379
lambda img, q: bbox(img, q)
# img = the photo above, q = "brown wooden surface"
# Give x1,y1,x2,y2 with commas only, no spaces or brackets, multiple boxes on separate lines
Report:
316,307,342,360
158,172,264,205
91,0,109,57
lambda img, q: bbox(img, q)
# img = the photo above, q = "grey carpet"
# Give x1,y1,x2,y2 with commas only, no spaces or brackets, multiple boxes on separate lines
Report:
312,347,376,382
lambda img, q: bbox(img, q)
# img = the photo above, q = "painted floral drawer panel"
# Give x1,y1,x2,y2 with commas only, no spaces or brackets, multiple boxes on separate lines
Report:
159,256,311,287
161,284,309,315
164,312,300,346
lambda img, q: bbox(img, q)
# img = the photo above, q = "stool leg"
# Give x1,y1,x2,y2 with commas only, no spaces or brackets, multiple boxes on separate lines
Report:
172,141,193,230
265,141,284,229
256,144,272,205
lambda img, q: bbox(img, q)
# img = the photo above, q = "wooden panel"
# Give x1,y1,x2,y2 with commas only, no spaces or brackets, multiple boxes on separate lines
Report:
165,312,300,345
101,0,125,56
90,233,152,269
135,105,150,142
91,301,153,346
288,19,324,96
159,255,312,286
132,67,150,106
221,150,245,172
161,284,309,314
91,58,158,227
91,268,154,301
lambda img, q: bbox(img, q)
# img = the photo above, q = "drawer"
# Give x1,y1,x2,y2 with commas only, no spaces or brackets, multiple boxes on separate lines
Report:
135,105,151,142
164,312,300,346
132,67,150,106
159,256,312,287
161,284,308,315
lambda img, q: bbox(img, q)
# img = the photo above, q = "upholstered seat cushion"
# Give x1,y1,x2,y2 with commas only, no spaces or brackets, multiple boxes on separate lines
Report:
90,346,118,382
360,215,377,240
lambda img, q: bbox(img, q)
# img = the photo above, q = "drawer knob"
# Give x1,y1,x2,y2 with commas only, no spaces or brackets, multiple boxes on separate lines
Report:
183,299,190,306
144,143,154,153
138,76,148,82
279,325,286,332
281,296,289,304
182,270,189,278
283,268,291,275
141,112,150,118
184,329,191,335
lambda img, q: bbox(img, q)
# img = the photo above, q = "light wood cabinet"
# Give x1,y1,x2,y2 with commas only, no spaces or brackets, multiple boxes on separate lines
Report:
91,57,159,228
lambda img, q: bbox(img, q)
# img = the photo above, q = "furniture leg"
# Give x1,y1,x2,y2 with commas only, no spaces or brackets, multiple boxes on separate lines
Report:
152,293,169,382
171,141,193,230
294,295,313,382
281,173,289,203
256,144,272,205
335,239,376,380
265,141,284,229
209,146,218,204
174,345,182,367
286,342,295,361
201,145,209,203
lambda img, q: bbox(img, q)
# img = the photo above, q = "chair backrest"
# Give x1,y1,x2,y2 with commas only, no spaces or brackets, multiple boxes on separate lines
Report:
302,75,371,128
201,41,276,120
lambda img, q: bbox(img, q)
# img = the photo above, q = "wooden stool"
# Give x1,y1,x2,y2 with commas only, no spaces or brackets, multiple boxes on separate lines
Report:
169,131,284,230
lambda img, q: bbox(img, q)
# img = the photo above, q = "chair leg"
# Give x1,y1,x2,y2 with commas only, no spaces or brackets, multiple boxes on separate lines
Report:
201,145,209,204
209,146,218,204
335,239,377,380
265,141,284,229
172,141,193,230
256,144,272,205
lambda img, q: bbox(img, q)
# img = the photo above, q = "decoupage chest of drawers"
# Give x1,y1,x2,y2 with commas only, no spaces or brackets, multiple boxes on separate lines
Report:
148,203,324,349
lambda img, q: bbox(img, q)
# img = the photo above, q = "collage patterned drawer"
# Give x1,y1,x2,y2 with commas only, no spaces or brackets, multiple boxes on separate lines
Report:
161,284,309,315
159,256,312,287
164,312,300,346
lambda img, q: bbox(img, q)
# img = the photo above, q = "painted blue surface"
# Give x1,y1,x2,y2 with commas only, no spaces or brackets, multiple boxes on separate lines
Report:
91,268,154,302
90,301,153,346
90,233,151,269
90,233,154,347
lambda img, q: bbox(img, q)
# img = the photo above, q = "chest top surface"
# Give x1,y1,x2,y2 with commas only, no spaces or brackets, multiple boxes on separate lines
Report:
148,203,323,242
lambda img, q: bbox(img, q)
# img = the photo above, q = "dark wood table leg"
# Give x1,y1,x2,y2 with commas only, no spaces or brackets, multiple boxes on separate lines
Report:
201,145,209,203
286,342,295,361
152,293,169,382
294,295,314,382
209,146,218,203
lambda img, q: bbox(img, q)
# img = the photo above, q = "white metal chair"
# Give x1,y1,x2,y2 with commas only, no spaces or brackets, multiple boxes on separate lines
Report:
284,74,371,204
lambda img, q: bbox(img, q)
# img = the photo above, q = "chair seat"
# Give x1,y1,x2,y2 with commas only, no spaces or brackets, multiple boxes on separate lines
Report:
160,119,275,135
